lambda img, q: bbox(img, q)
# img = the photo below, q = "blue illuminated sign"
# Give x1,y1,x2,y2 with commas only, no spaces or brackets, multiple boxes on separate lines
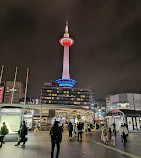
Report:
56,79,76,87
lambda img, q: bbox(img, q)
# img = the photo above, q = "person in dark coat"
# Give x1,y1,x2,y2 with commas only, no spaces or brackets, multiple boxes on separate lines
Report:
67,122,73,140
0,122,9,147
15,121,28,147
50,121,62,158
77,122,83,141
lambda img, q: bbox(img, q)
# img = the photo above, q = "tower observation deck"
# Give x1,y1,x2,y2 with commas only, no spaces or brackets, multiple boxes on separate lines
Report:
56,21,76,87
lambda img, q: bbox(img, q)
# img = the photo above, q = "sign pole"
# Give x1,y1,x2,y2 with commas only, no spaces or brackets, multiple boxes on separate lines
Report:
0,65,4,85
11,67,18,105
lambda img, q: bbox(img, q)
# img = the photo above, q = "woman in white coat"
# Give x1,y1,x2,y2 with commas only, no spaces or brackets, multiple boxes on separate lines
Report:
110,123,116,146
101,124,108,144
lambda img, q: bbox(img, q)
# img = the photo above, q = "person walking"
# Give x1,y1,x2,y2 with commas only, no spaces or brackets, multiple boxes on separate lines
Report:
34,121,40,133
84,122,88,135
0,122,9,147
119,123,128,146
77,122,83,141
101,124,108,144
110,123,116,146
15,121,28,147
73,123,78,136
67,122,73,140
50,121,62,158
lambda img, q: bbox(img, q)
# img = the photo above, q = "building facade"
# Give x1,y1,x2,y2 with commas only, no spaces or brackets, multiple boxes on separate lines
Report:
4,81,24,103
106,93,141,112
41,82,92,107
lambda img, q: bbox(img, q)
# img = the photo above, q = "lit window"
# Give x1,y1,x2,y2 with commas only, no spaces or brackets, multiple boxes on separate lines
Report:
57,97,59,100
67,91,69,93
57,91,59,93
52,97,54,99
81,98,83,101
77,98,80,101
47,90,50,92
71,98,74,101
52,94,54,96
49,94,51,96
50,90,52,92
78,92,80,94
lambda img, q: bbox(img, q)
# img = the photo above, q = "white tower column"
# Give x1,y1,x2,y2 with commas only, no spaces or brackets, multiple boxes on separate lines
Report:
62,46,70,79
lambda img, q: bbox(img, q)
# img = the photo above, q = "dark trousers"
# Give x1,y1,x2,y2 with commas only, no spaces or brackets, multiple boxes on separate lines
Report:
51,142,60,158
122,133,127,145
78,131,82,141
0,136,5,146
69,131,72,137
17,136,26,145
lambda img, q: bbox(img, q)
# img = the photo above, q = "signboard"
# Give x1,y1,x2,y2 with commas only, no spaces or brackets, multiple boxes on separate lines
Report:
1,108,22,113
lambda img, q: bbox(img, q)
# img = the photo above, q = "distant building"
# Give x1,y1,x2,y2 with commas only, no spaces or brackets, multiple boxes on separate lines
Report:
91,99,106,120
41,82,92,107
106,93,141,112
4,81,24,103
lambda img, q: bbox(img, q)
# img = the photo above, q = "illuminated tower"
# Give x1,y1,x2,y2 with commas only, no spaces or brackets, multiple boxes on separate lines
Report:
56,21,76,87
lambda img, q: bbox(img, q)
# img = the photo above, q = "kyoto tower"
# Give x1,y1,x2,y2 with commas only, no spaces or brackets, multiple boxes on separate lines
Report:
56,21,76,87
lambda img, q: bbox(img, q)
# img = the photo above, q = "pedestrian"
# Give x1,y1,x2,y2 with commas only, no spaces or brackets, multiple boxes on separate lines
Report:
119,123,128,146
34,121,40,133
87,123,91,133
110,123,116,146
50,121,62,158
60,123,64,132
0,122,9,147
101,124,108,144
96,123,99,130
28,123,32,131
67,122,73,140
15,121,28,147
73,123,78,136
84,122,88,135
77,122,83,141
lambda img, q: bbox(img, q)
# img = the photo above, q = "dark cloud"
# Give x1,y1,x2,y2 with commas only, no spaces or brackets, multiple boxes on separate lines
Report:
0,0,141,99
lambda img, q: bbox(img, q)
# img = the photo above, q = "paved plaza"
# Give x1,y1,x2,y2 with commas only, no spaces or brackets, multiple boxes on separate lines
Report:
0,131,141,158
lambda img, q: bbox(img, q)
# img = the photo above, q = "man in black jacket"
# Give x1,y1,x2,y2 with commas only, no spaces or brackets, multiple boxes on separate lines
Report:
15,121,28,147
0,122,9,147
50,121,62,158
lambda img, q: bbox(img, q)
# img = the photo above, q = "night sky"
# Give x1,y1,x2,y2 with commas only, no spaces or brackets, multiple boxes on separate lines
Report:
0,0,141,99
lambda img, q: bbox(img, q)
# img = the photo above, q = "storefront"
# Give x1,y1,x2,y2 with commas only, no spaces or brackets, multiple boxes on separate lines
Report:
105,109,141,131
0,106,23,142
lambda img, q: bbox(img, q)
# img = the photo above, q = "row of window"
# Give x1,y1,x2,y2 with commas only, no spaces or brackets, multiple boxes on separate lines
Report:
42,96,86,101
43,89,90,95
42,100,90,105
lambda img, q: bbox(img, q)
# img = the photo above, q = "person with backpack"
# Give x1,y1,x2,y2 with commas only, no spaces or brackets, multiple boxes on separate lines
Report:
50,121,62,158
15,121,28,147
0,122,9,147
